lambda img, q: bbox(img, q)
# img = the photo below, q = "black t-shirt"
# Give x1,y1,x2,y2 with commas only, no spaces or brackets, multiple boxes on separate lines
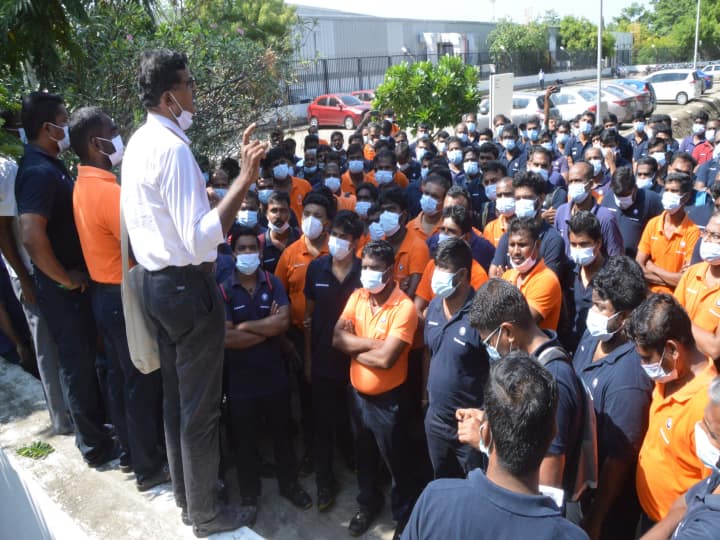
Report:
15,145,85,272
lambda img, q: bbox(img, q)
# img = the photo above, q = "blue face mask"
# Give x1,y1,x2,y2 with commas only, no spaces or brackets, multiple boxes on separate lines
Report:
215,188,228,199
420,194,439,215
273,163,289,180
580,121,592,135
258,189,273,205
556,133,569,145
304,165,317,175
420,167,429,180
485,183,497,200
202,172,210,183
348,159,364,174
463,161,479,176
375,170,394,185
503,139,516,152
541,142,553,151
527,129,539,142
236,210,258,228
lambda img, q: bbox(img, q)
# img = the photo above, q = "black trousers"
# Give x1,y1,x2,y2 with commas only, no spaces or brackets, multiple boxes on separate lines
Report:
312,376,353,491
287,326,313,453
34,270,111,462
91,283,163,481
424,407,485,479
226,389,298,498
144,265,224,524
349,384,422,523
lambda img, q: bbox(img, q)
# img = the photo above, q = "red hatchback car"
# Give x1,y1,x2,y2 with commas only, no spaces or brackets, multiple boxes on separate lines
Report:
307,93,370,130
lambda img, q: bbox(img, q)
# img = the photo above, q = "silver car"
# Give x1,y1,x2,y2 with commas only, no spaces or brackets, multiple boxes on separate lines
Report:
601,84,638,124
477,93,560,129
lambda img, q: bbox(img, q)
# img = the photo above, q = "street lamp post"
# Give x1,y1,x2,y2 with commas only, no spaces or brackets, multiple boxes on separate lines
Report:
693,0,701,69
596,0,603,126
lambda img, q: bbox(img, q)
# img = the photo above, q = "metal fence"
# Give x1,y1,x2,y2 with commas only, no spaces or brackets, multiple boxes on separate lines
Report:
285,50,601,104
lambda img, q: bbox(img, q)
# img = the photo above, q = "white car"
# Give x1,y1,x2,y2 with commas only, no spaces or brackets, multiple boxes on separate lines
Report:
701,64,720,81
546,87,601,122
477,93,560,129
644,69,703,105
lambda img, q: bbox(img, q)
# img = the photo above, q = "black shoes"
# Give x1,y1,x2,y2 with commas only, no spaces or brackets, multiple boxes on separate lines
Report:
192,505,255,538
136,465,171,492
317,483,339,512
349,498,384,537
181,508,191,526
280,483,313,510
85,441,120,469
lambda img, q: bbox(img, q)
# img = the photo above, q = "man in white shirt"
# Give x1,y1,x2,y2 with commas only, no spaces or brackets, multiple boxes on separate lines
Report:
121,49,267,537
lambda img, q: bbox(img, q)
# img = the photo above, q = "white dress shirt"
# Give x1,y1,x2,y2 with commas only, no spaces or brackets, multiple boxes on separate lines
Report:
120,113,223,271
0,156,32,278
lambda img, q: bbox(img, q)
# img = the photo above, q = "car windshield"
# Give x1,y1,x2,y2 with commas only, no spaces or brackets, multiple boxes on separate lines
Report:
340,95,363,106
578,89,597,101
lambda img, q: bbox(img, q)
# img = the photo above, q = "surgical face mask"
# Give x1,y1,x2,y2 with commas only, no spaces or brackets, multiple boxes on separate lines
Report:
568,182,590,204
585,308,621,342
214,188,228,199
437,232,452,244
527,129,539,142
572,126,580,137
304,165,317,175
502,138,516,152
302,215,324,240
268,220,289,234
466,121,477,133
651,151,666,167
237,210,258,228
485,183,497,201
579,121,592,135
662,191,684,214
635,122,645,133
707,129,717,143
614,193,634,210
348,160,364,174
416,148,428,161
636,176,654,190
495,124,505,138
355,201,371,217
235,253,260,275
530,166,549,182
458,133,468,143
420,194,439,215
447,149,463,165
463,161,479,176
483,325,504,363
700,238,720,265
592,142,603,150
169,93,193,131
375,170,394,185
642,350,678,382
589,159,603,176
431,269,459,299
328,236,351,260
361,268,388,293
496,196,515,216
97,134,124,166
541,142,553,152
420,166,429,180
693,123,706,135
324,176,341,192
694,422,720,470
273,163,289,180
437,141,447,154
398,162,410,171
17,127,27,144
258,189,273,205
556,133,569,145
379,210,401,236
515,198,537,219
646,127,655,139
510,252,536,273
48,122,70,153
368,221,385,241
570,246,596,267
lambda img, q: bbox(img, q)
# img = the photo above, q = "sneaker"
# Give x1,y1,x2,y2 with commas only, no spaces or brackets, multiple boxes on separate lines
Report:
348,502,383,537
317,483,338,512
192,505,254,538
279,483,313,510
181,508,192,526
239,498,258,528
85,441,120,469
119,454,133,474
136,465,171,492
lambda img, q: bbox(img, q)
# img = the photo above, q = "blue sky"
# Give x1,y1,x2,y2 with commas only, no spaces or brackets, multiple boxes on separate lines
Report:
286,0,650,24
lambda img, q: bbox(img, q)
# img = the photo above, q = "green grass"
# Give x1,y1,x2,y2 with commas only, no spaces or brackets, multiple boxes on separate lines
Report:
16,441,54,460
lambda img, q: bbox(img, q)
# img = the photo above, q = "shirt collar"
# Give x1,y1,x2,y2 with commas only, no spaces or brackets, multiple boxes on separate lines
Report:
658,364,718,404
580,339,636,368
467,469,563,517
229,267,267,288
77,165,117,183
655,210,692,236
358,281,406,307
146,111,190,144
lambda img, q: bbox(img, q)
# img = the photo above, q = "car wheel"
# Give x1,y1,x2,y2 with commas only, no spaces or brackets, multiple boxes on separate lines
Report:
310,116,319,127
676,92,688,105
344,116,355,130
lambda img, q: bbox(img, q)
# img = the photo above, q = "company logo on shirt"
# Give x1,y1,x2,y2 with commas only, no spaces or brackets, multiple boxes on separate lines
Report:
459,326,466,336
261,293,269,301
666,417,673,430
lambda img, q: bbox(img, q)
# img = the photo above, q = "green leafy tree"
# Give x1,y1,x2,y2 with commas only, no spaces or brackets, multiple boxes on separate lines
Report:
372,55,481,135
559,16,616,58
486,19,549,74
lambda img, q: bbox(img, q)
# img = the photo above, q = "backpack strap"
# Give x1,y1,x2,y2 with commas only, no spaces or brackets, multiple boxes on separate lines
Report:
218,282,229,304
264,270,273,293
536,345,570,366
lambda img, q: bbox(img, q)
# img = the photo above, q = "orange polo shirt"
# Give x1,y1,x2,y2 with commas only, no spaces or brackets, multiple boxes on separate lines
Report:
366,170,409,189
502,259,562,330
636,364,717,521
340,283,418,395
393,230,430,294
675,262,720,332
275,234,328,328
284,176,312,224
415,259,489,303
638,211,701,294
335,192,357,212
72,165,122,284
407,212,441,242
363,144,375,162
341,171,366,195
483,215,510,247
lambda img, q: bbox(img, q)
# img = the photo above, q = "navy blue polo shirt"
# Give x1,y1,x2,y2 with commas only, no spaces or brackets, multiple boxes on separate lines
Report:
450,168,466,186
626,133,649,162
697,158,720,188
500,148,527,177
215,252,235,284
401,469,588,540
672,471,720,539
601,187,663,257
427,231,495,273
466,177,489,218
492,220,570,282
554,201,624,257
15,144,85,271
304,254,361,381
401,160,422,182
688,198,715,229
260,227,300,274
222,270,290,398
563,261,605,353
573,336,652,464
567,138,592,163
406,180,422,218
424,290,488,423
532,331,584,495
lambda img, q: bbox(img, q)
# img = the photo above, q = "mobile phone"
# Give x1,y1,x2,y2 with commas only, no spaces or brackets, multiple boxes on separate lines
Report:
551,86,561,94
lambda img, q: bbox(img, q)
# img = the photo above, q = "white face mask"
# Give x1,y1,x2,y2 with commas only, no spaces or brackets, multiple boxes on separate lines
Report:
169,93,193,131
355,201,371,217
368,221,385,241
431,269,459,299
568,182,590,204
694,422,720,470
268,220,289,234
641,350,678,383
235,253,260,275
495,196,515,217
585,308,621,342
662,192,684,214
570,246,596,267
700,239,720,265
509,247,537,274
302,215,324,240
614,193,634,210
328,235,351,260
236,210,258,228
97,134,124,166
48,122,70,153
636,176,654,190
379,211,401,236
514,198,537,219
361,268,388,293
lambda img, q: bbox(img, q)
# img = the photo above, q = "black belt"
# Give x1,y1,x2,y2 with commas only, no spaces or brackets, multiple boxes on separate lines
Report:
150,262,215,275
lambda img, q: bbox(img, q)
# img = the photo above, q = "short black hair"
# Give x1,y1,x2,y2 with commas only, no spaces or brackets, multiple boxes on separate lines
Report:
512,171,546,197
446,185,472,207
243,189,259,206
375,149,396,167
636,156,658,173
347,142,363,158
567,210,602,242
582,110,596,124
611,166,636,195
435,236,472,273
462,146,478,159
21,91,65,141
137,49,188,108
695,111,709,123
362,240,395,269
379,186,408,212
501,124,518,138
627,293,695,354
478,142,499,158
265,147,288,167
600,129,617,145
591,256,648,313
356,182,379,201
508,216,542,242
332,210,364,240
670,151,697,170
485,351,558,476
528,145,552,165
304,134,319,148
483,160,507,175
442,205,472,235
470,278,534,332
422,171,452,193
230,225,260,250
647,137,667,153
69,106,107,163
267,190,290,207
664,172,694,195
302,189,336,219
221,157,240,180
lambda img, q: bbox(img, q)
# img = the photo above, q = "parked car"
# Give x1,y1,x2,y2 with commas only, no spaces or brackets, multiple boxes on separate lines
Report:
644,69,703,105
601,84,639,123
696,70,714,91
351,90,375,103
307,93,371,129
477,93,560,130
546,87,601,122
701,64,720,81
613,79,656,115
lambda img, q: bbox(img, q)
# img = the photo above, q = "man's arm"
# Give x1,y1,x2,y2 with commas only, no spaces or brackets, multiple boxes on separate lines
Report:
690,323,720,363
225,328,266,349
404,273,422,299
639,495,687,540
539,453,565,489
356,335,409,370
235,304,290,337
303,298,315,383
0,217,35,303
636,251,666,286
332,318,382,356
582,457,637,540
